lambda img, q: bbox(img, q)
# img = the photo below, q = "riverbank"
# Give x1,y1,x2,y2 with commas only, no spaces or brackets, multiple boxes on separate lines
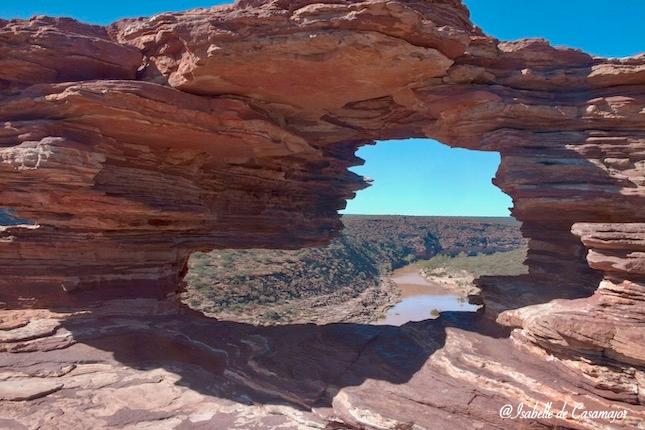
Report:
186,276,401,325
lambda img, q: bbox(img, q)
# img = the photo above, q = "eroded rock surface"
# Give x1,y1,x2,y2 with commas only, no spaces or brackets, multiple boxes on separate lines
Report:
1,0,644,428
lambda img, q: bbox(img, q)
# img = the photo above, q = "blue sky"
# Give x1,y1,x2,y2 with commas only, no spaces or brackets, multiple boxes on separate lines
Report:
2,1,643,216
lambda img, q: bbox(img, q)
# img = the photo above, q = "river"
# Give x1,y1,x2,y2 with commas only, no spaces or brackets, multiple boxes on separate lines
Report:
375,263,480,326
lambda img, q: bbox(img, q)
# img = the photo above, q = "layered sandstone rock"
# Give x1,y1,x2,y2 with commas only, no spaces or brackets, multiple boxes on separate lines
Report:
1,0,644,428
0,17,142,90
500,223,645,406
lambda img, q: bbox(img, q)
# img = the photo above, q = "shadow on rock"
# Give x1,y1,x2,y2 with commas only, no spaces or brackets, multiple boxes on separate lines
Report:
58,303,509,411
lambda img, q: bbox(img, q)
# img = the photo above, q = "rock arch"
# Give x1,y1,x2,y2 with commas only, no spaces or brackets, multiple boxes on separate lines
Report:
0,1,643,427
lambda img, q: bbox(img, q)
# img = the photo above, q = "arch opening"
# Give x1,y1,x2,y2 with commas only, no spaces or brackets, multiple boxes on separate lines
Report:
342,138,513,217
181,138,528,326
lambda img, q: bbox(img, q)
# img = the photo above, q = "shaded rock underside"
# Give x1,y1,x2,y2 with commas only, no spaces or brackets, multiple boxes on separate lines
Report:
0,0,644,428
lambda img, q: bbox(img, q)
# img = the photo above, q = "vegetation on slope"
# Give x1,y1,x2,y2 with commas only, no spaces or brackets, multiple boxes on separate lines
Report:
419,248,528,278
183,215,526,324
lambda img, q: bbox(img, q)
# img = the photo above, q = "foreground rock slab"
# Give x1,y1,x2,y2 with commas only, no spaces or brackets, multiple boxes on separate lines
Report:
1,301,643,429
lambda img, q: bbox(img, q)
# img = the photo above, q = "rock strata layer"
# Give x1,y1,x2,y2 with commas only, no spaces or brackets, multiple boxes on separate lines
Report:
1,0,644,428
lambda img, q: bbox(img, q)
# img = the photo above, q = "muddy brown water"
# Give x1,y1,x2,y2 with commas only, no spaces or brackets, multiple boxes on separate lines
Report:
375,264,480,326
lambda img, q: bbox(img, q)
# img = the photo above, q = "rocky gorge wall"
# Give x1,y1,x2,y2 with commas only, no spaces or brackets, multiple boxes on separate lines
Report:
0,1,643,428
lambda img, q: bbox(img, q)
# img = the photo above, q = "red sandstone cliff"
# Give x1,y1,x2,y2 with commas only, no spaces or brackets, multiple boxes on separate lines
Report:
0,1,643,428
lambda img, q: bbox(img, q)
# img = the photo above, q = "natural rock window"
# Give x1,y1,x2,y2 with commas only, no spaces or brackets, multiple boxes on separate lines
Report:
0,1,643,428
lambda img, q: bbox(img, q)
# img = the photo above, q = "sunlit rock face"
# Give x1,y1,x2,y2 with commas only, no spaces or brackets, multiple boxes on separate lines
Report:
0,0,644,428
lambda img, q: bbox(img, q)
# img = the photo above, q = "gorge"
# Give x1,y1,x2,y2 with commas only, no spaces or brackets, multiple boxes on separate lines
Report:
0,0,644,428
